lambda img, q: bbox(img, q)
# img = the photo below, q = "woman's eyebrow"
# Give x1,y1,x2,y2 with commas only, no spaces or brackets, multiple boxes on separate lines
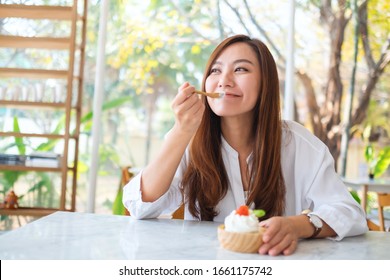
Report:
233,59,254,65
211,61,222,66
212,59,254,66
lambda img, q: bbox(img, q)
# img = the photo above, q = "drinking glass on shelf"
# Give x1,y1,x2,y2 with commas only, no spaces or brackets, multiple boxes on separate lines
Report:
0,87,5,100
35,83,44,102
21,85,30,101
12,86,21,101
55,83,63,103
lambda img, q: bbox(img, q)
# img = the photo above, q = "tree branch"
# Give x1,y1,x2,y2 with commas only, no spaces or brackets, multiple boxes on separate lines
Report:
222,0,252,36
377,37,390,71
241,0,286,64
168,0,216,42
217,0,225,40
351,0,390,127
319,0,333,27
322,3,348,131
358,1,376,70
351,35,390,126
296,70,323,138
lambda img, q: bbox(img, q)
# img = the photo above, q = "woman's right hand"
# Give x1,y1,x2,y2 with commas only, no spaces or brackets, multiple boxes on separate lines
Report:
171,82,205,135
140,82,205,202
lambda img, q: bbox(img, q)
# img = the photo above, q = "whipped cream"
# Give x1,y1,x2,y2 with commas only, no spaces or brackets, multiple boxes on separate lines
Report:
224,209,259,233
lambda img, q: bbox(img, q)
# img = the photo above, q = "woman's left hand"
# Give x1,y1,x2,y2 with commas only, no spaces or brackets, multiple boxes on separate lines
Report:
258,217,299,256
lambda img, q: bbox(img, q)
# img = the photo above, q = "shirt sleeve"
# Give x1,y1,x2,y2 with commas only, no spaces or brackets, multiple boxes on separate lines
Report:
284,121,368,240
122,152,188,219
304,146,368,240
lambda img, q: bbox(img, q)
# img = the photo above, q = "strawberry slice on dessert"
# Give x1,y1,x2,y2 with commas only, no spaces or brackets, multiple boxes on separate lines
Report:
235,205,250,216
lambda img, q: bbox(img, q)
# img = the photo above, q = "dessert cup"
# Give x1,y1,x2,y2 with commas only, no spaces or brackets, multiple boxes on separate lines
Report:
218,224,266,253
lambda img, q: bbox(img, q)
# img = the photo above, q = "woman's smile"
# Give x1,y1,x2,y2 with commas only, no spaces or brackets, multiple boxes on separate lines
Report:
223,91,242,98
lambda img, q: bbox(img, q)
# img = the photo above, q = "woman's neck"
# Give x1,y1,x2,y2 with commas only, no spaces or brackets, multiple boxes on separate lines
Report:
221,116,254,157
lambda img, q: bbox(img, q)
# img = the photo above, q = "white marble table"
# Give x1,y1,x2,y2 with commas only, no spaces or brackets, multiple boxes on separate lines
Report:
0,211,389,260
343,177,390,212
343,177,390,193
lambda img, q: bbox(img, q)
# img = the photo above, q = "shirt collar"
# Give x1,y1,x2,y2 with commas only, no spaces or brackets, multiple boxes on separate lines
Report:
221,135,253,164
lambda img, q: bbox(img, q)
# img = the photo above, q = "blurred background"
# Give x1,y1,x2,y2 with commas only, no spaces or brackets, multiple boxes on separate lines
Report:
1,0,389,229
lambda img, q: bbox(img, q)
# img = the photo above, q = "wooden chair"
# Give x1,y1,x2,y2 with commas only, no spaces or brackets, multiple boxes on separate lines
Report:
367,219,381,231
172,204,184,219
119,166,133,216
120,166,133,188
119,166,184,219
377,193,390,232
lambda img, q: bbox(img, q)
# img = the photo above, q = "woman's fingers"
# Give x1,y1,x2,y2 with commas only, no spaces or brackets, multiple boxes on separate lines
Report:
260,219,281,243
174,83,196,106
282,239,298,256
259,233,297,256
266,233,296,256
171,82,205,134
258,217,299,256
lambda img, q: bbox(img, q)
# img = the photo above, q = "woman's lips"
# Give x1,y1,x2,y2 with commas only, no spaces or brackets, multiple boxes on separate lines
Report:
224,92,241,97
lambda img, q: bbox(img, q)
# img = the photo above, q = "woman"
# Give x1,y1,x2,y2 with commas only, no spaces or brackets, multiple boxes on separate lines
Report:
123,34,367,255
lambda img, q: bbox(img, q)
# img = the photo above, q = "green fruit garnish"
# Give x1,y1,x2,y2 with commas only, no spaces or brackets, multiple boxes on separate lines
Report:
253,209,266,218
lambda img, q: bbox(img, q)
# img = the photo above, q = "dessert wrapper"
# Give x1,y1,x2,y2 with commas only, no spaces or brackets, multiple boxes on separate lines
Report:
218,224,266,253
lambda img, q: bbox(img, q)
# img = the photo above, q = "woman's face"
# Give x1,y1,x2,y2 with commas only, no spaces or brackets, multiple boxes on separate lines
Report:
205,42,261,118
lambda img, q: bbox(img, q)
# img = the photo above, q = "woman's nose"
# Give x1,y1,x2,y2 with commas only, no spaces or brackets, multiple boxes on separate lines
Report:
218,71,234,88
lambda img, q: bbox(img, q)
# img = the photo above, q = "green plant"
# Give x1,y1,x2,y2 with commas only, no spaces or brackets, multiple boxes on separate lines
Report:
364,144,390,178
351,100,390,144
351,100,390,178
0,116,56,209
1,117,27,197
349,190,361,204
112,187,127,215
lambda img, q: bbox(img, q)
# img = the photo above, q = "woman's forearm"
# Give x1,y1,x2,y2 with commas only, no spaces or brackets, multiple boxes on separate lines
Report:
140,125,194,202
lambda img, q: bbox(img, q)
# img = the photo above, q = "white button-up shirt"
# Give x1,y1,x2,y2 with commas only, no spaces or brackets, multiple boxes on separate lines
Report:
123,120,368,240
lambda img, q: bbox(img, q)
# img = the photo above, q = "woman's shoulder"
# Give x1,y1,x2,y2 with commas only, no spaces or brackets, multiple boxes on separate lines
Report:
282,120,327,153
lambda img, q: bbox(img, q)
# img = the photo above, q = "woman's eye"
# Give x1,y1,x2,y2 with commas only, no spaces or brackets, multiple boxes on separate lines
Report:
210,68,221,74
235,67,248,72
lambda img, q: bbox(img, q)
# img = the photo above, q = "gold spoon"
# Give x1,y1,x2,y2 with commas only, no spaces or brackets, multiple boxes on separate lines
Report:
194,90,225,98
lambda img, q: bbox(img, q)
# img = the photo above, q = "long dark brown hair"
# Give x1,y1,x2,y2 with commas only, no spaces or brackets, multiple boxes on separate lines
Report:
182,34,285,221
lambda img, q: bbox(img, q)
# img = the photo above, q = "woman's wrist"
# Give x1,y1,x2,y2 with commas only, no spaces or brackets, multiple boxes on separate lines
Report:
286,215,315,239
171,123,198,140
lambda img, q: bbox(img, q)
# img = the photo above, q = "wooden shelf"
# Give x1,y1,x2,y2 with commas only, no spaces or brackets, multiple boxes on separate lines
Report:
0,164,61,172
0,4,73,20
0,207,64,217
0,132,66,139
0,100,66,109
0,68,68,79
0,35,71,50
0,162,77,173
0,0,87,219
